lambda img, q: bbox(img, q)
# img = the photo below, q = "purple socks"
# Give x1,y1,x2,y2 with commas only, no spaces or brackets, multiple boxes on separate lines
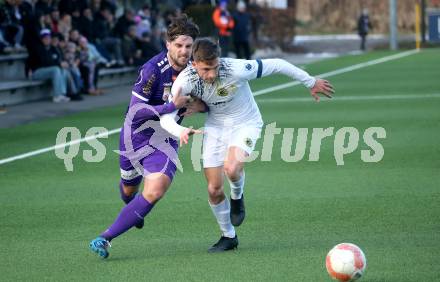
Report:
101,194,154,241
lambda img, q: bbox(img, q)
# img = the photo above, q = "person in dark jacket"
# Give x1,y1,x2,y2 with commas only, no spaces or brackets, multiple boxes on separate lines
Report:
212,0,234,57
232,1,251,59
357,9,372,51
28,29,70,103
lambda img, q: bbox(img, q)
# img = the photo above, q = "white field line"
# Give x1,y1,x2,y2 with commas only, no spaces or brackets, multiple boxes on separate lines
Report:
257,93,440,103
0,50,420,166
0,128,121,165
253,49,420,97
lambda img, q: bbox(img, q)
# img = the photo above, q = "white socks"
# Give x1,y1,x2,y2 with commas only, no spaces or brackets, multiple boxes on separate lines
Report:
209,198,236,238
228,171,245,200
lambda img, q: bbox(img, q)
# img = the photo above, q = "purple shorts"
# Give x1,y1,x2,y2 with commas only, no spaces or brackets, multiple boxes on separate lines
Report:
119,149,177,186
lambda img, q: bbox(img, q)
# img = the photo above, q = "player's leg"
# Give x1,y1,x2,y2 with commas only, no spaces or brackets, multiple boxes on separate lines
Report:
90,173,171,259
225,125,261,226
205,166,238,252
203,126,238,252
224,146,247,226
119,181,139,204
90,150,177,259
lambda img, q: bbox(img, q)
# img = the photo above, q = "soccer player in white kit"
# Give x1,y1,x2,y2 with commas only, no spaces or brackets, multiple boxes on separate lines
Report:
160,38,334,252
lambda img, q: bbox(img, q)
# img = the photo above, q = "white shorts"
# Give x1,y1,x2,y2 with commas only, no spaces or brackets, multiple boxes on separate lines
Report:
202,124,262,168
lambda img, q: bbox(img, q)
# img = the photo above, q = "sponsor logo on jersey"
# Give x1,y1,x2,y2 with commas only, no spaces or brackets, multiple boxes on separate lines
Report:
143,74,156,95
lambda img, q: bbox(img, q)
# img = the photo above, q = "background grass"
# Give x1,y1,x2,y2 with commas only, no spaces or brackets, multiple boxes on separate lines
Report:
0,49,439,281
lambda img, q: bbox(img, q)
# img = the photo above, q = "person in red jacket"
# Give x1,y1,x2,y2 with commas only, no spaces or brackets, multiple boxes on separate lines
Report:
212,0,234,57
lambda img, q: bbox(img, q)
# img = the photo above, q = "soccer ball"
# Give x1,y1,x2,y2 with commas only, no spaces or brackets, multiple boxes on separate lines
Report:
326,243,366,281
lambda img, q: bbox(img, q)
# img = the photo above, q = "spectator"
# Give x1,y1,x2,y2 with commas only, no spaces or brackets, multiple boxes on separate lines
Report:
232,1,251,59
77,8,94,41
121,24,141,66
212,0,234,57
0,0,25,51
0,29,14,53
113,8,135,39
93,6,124,65
68,28,80,44
134,15,151,39
137,4,152,22
357,8,372,51
48,6,59,33
63,41,84,98
57,13,71,40
51,32,82,100
58,0,87,16
153,25,166,51
35,0,54,16
28,29,70,103
78,36,107,96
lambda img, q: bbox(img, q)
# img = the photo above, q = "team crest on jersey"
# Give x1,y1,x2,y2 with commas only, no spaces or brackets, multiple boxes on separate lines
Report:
245,63,252,71
143,74,156,95
244,137,253,148
217,87,229,97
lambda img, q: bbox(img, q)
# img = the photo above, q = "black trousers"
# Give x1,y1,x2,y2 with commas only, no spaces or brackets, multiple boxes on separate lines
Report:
234,40,251,60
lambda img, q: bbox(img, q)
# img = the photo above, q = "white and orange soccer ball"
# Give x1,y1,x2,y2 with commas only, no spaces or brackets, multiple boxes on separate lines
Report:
326,243,367,281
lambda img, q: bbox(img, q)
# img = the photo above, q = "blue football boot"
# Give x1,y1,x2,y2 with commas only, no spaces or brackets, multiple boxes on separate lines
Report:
89,237,111,259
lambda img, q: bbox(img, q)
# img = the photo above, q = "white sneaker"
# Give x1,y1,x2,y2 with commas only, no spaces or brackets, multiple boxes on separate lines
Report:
53,96,71,103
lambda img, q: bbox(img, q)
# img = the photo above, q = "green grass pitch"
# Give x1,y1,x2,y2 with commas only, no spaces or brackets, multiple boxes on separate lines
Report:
0,49,439,281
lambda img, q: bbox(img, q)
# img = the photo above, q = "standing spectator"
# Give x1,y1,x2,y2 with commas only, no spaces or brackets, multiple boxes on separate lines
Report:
232,1,251,59
28,29,70,103
357,8,372,51
212,0,234,57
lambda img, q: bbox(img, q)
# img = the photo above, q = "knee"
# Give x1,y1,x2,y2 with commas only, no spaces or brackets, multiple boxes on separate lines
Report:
142,189,166,204
224,163,240,179
207,183,224,201
122,186,137,198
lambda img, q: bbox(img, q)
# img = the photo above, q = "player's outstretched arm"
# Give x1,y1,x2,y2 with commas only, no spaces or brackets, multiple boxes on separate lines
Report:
257,58,316,88
255,59,335,101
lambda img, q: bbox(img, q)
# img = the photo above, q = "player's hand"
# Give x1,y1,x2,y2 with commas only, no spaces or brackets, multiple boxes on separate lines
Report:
182,96,208,117
179,127,203,147
172,86,192,109
310,78,335,102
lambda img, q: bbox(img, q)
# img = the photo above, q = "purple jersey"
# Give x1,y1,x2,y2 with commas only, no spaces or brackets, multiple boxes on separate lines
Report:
119,51,184,184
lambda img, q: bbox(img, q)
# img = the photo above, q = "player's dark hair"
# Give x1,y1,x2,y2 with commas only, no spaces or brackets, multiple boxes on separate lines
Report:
192,37,220,62
166,14,200,41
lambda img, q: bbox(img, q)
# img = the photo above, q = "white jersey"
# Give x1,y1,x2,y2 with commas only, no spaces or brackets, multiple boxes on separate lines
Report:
161,58,316,138
172,58,264,127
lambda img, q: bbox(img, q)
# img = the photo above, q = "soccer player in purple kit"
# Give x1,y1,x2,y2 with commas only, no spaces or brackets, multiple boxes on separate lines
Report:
89,14,204,259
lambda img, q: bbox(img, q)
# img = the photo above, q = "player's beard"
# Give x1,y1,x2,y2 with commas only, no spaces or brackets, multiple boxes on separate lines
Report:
169,53,189,69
